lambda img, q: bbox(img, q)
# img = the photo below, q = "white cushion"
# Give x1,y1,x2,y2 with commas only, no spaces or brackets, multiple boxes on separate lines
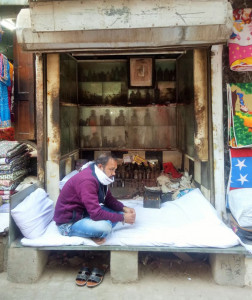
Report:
229,188,252,227
11,188,54,239
59,170,78,190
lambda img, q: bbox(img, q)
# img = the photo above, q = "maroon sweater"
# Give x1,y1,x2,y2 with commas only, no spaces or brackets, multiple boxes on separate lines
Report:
54,166,124,225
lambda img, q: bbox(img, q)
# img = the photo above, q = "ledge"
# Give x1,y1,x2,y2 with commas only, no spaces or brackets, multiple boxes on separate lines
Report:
11,239,249,255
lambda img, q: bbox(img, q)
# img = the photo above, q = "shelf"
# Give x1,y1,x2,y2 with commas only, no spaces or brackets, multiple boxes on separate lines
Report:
80,125,173,127
80,148,178,151
79,81,126,83
78,81,176,85
80,125,126,127
60,102,78,106
156,80,176,83
78,103,177,107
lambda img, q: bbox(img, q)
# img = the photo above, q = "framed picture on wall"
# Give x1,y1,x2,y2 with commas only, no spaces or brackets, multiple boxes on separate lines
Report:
129,57,154,88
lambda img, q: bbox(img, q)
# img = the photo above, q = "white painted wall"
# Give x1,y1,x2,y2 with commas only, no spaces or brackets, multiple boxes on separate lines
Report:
0,0,28,4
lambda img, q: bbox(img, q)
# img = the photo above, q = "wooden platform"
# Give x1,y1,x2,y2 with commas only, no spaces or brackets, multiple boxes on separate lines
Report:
9,184,249,255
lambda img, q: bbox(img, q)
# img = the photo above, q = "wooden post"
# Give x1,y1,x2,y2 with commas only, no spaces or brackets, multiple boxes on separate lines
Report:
35,53,45,186
46,54,60,202
193,48,208,161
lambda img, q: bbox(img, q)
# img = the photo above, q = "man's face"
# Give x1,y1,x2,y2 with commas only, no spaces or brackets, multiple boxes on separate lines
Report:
99,158,117,179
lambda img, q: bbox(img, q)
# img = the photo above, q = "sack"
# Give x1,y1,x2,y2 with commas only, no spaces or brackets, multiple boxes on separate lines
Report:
11,188,54,239
230,214,252,244
228,188,252,227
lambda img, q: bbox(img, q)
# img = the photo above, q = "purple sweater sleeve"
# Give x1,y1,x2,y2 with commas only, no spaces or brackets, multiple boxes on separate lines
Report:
104,189,124,212
79,179,124,223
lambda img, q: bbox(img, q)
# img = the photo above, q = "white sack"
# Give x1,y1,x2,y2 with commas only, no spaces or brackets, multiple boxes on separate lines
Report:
229,188,252,227
11,188,54,239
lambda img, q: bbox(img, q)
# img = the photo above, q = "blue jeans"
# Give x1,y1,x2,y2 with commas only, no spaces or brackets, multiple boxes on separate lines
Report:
57,206,123,239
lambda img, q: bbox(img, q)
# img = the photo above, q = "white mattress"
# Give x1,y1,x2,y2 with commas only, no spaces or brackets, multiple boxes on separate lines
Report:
21,189,241,249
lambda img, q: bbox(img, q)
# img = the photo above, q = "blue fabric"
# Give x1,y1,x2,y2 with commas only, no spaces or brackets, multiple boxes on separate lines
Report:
0,60,11,129
230,156,252,189
176,189,195,199
58,206,123,239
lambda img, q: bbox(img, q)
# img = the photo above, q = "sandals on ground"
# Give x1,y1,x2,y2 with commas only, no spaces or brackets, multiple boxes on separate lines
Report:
75,267,91,286
86,266,108,288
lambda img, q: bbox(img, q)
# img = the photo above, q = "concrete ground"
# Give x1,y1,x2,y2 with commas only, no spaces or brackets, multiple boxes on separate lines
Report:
1,251,252,300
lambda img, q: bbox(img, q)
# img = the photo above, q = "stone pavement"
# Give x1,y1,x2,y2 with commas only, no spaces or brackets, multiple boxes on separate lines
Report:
1,252,252,300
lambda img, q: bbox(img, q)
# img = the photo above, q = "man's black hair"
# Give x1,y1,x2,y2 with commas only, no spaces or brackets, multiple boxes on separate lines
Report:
95,153,117,166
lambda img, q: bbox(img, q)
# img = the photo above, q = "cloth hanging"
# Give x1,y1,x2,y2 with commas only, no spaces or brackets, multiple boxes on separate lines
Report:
0,53,11,128
0,53,14,140
229,8,252,71
8,61,14,122
228,148,252,191
227,148,252,209
227,83,252,148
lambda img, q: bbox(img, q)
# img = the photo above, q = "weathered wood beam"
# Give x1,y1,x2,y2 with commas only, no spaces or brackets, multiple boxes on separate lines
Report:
29,0,232,32
16,24,232,52
193,48,208,162
16,0,233,52
46,53,60,202
35,53,45,186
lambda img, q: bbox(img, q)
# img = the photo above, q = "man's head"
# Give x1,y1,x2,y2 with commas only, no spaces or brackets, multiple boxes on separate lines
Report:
95,153,117,179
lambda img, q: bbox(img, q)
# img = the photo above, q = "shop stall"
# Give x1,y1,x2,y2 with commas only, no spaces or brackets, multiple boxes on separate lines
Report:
8,0,249,285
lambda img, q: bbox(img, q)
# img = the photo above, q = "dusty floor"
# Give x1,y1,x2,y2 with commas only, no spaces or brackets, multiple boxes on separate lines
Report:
1,251,252,300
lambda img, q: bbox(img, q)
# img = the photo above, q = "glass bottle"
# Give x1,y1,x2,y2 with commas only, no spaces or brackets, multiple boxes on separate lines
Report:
144,109,151,126
104,109,111,125
164,68,169,81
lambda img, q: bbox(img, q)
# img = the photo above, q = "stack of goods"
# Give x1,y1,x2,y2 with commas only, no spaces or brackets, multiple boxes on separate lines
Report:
143,170,195,209
115,155,162,190
156,171,195,200
0,141,30,205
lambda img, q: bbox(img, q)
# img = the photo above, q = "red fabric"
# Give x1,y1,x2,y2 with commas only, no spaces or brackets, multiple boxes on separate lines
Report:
0,127,15,141
230,148,252,158
163,162,182,178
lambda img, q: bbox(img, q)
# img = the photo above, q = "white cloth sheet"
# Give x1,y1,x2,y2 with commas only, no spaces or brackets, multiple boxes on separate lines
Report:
0,213,9,233
21,189,242,249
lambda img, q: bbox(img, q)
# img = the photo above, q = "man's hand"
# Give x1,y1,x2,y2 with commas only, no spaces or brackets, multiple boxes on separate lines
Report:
123,207,136,224
123,206,135,214
123,212,136,225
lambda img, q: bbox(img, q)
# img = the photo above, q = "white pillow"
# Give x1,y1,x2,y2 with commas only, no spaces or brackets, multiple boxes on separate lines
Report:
11,188,54,239
59,170,78,190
